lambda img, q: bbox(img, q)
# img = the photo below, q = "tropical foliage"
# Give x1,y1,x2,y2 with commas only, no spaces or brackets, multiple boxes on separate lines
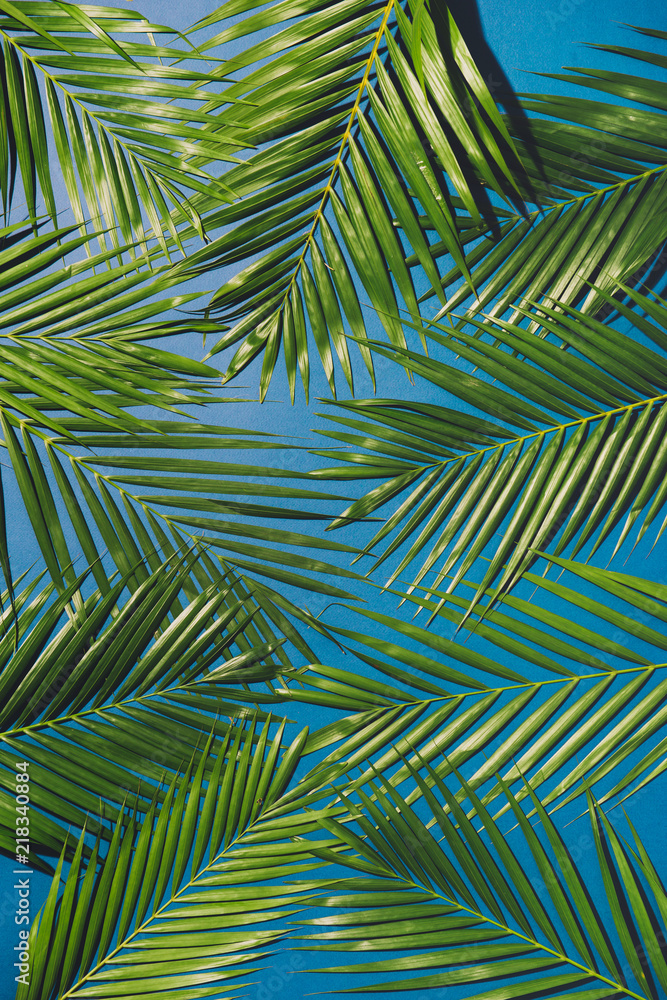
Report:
2,1,667,999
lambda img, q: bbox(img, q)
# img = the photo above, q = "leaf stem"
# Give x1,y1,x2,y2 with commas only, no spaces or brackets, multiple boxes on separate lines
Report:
59,793,296,998
288,0,396,281
418,880,650,1000
441,390,667,467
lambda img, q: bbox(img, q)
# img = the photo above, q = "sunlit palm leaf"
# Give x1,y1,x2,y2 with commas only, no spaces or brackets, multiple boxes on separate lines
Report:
0,553,301,870
274,555,667,824
403,28,667,338
5,404,369,621
0,9,664,999
432,173,667,340
0,213,232,451
296,764,667,1000
0,0,243,251
178,0,524,399
313,286,667,619
179,15,667,402
0,220,367,610
17,725,338,999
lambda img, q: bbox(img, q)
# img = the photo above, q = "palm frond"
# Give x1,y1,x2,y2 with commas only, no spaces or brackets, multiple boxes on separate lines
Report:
296,763,667,1000
0,240,223,439
177,0,524,399
0,216,369,611
0,552,302,869
17,723,336,999
4,406,369,622
0,0,243,251
312,286,667,618
274,555,667,824
0,9,666,1000
173,14,667,401
429,38,667,331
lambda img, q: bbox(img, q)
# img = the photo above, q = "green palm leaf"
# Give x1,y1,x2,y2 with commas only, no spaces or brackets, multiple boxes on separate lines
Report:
6,409,367,623
177,0,524,399
0,216,368,614
312,286,667,618
0,0,243,250
17,723,337,999
296,763,667,1000
173,12,667,402
0,291,218,439
274,555,667,823
0,553,300,869
0,9,665,1000
429,50,667,332
397,28,667,336
0,211,230,445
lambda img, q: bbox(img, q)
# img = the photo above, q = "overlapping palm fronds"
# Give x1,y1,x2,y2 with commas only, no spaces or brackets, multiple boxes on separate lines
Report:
274,554,667,824
2,4,667,999
0,551,308,870
177,8,667,403
427,26,667,331
0,207,366,619
0,0,247,249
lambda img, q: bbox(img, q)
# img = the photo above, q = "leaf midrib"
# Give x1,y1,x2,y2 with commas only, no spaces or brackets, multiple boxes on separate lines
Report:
0,27,214,243
310,867,651,1000
58,802,298,999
